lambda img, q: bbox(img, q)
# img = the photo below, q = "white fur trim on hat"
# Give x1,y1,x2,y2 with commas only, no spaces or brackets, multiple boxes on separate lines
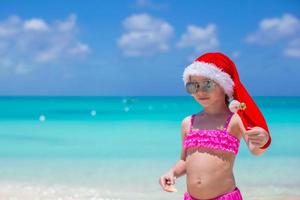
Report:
182,61,234,97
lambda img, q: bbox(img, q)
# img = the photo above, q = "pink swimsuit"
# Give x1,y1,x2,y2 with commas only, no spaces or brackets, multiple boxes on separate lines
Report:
183,112,243,200
184,112,240,155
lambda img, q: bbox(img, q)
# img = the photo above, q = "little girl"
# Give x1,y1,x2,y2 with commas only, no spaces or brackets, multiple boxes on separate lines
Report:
159,52,272,200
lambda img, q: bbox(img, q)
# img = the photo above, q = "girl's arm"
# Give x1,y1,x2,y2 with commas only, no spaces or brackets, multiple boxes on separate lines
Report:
168,160,186,178
234,113,269,156
168,116,190,178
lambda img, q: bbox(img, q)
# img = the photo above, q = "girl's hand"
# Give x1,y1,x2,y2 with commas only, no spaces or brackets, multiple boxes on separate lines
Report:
245,126,269,148
159,171,178,192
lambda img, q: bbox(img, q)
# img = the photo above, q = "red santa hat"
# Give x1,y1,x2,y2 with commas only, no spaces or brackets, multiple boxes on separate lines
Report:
182,52,271,149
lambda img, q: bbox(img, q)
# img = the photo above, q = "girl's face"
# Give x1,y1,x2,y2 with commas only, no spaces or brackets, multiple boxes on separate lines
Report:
189,75,226,107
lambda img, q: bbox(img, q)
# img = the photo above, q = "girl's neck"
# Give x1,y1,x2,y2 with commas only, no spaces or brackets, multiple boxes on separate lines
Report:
202,102,230,117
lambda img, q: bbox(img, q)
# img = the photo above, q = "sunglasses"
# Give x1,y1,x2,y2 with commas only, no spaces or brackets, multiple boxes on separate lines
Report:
185,79,217,94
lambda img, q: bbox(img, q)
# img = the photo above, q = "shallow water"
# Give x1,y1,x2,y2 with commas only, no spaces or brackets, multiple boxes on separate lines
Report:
0,96,299,199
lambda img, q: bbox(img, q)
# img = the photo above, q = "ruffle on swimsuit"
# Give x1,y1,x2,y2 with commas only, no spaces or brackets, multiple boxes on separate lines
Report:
183,112,240,155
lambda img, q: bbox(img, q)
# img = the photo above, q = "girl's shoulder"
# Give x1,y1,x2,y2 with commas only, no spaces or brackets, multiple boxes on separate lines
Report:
181,114,194,137
181,112,205,129
227,113,246,137
229,113,243,127
181,115,193,128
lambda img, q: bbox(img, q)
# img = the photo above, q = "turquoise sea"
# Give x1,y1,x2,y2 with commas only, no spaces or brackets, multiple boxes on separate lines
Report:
0,96,299,200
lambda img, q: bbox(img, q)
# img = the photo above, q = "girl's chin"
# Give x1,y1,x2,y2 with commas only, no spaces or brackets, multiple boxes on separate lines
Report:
197,100,211,106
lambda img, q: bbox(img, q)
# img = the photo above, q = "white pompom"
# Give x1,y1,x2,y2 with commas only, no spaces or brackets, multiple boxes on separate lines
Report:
229,99,241,113
228,99,247,113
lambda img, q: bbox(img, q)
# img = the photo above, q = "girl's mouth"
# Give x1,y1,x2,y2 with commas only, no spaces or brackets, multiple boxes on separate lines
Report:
198,97,209,100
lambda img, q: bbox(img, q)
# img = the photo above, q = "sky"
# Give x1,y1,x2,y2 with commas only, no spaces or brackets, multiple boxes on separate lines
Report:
0,0,299,96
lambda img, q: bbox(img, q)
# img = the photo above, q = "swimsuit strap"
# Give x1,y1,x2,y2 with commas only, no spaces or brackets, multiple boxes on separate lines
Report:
223,112,234,131
189,114,196,133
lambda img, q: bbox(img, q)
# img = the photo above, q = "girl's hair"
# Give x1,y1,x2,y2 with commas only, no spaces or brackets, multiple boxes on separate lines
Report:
225,95,230,106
